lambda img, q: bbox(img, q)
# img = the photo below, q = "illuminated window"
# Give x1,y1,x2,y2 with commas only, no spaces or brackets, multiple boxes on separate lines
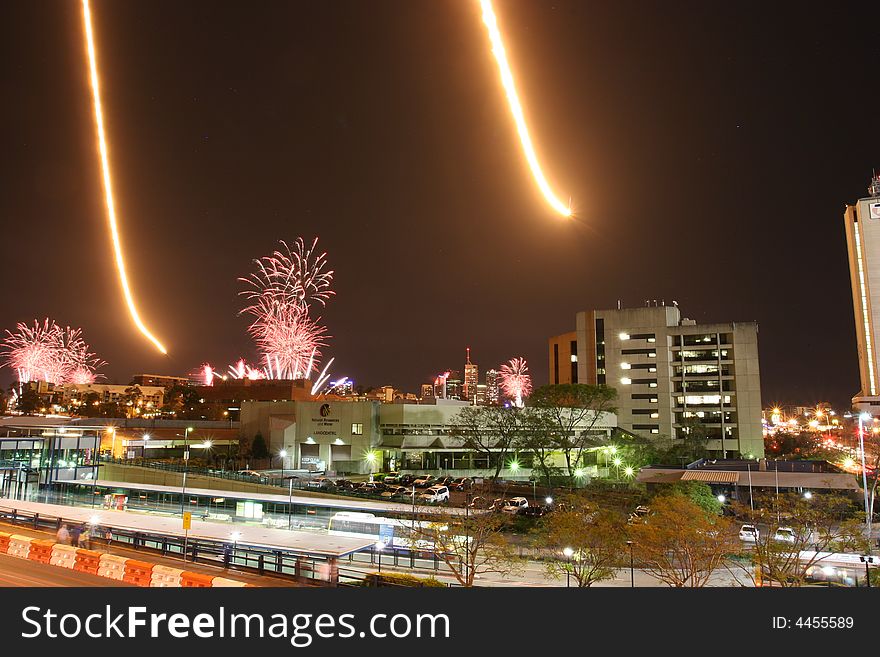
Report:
351,423,363,435
620,378,632,385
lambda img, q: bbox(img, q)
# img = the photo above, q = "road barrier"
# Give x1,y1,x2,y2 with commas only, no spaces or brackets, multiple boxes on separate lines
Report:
150,564,184,588
0,531,251,588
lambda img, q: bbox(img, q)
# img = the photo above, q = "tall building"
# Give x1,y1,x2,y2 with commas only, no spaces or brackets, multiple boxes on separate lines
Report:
463,347,479,402
549,304,763,458
485,369,500,405
844,173,880,413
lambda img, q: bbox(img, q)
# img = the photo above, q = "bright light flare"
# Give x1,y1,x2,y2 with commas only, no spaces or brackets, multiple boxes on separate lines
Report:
81,0,166,355
479,0,572,218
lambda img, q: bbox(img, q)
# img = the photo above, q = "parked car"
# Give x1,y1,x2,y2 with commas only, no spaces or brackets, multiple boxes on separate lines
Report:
467,496,488,509
490,497,530,514
306,477,335,490
435,475,455,487
418,485,450,503
739,524,760,542
334,479,357,491
773,527,796,544
449,477,473,491
519,505,547,518
356,482,385,494
380,485,407,498
237,470,267,481
375,472,399,483
413,475,436,488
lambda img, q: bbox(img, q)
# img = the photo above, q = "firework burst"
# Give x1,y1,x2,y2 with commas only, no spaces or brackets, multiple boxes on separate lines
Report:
499,357,532,408
1,319,106,385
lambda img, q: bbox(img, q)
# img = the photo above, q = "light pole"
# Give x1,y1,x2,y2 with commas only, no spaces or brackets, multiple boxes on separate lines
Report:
859,413,872,539
179,427,193,516
287,476,294,530
860,555,874,588
376,540,386,573
279,449,288,482
563,546,574,587
626,540,635,587
746,461,754,515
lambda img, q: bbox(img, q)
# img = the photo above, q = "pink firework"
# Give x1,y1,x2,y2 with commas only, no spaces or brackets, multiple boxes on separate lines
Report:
1,319,105,384
239,237,334,316
499,357,532,407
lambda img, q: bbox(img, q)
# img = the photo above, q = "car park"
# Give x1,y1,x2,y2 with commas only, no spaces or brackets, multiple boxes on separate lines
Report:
334,479,357,491
381,473,401,485
356,482,385,494
380,485,407,498
739,524,760,542
306,477,335,490
397,474,417,486
418,485,450,503
413,475,436,488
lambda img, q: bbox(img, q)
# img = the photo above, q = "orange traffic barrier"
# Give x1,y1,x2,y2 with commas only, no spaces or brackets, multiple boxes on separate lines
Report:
27,539,55,565
180,571,215,588
150,564,183,588
50,544,78,569
7,535,32,559
73,548,102,575
97,553,128,581
211,576,249,588
0,532,11,554
123,559,154,587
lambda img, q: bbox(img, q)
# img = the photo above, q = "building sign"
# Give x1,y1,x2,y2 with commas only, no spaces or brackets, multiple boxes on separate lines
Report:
871,202,880,220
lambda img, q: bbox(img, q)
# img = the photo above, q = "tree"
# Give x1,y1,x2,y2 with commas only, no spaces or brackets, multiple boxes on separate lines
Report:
628,493,738,587
251,432,269,459
662,481,723,516
528,384,618,482
407,509,523,587
742,492,867,587
15,386,41,415
538,496,626,587
451,405,522,478
516,407,561,487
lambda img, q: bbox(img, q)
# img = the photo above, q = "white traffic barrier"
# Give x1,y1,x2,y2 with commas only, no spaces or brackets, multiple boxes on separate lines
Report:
97,553,128,581
6,535,33,559
211,577,248,588
150,564,184,588
50,544,78,569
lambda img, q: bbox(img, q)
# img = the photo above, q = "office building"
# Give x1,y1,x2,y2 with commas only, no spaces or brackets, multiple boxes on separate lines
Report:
843,172,880,412
549,304,763,458
485,369,500,405
463,348,479,402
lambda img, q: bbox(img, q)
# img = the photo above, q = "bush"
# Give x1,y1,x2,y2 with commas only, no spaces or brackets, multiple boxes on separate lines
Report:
363,572,446,587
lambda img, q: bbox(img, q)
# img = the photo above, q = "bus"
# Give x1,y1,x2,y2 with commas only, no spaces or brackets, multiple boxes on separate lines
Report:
327,512,447,551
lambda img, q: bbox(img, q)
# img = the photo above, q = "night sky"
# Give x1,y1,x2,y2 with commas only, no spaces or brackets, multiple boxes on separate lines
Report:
2,1,880,407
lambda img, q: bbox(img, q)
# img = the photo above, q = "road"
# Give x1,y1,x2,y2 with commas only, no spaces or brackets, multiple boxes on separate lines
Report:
0,553,131,587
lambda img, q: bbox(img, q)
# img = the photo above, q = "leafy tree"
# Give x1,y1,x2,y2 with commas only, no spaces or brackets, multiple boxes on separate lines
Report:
15,386,41,414
451,405,523,478
739,492,867,587
528,384,617,483
538,496,626,587
516,407,561,487
628,493,738,587
661,481,723,516
407,509,523,587
250,432,269,459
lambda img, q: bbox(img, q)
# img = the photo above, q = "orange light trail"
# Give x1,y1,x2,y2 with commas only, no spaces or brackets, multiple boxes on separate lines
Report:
479,0,572,218
81,0,167,354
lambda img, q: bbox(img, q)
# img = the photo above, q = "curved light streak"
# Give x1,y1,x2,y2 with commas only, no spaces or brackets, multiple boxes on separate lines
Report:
479,0,572,217
81,0,167,354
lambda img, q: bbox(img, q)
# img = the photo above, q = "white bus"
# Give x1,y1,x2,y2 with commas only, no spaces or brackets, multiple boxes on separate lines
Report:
327,512,446,551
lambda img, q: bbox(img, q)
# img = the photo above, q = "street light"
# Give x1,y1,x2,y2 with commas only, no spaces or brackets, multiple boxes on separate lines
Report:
545,496,554,505
279,449,288,481
562,546,574,587
717,494,726,504
376,540,386,573
858,413,873,539
803,491,812,500
626,540,635,587
179,427,193,516
860,555,875,588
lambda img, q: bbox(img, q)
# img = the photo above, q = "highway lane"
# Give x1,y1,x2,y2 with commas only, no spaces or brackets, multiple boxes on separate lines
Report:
0,553,131,587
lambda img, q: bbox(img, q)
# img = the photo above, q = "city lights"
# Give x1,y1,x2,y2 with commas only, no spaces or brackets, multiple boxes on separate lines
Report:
478,0,572,218
81,0,167,355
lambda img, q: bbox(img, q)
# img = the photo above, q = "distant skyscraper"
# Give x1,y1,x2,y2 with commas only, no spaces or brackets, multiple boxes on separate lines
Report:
463,347,479,402
485,368,500,405
844,172,880,412
420,383,434,400
445,370,463,400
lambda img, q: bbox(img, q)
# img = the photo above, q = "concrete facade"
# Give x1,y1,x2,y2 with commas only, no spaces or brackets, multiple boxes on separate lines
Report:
550,305,764,458
843,173,880,413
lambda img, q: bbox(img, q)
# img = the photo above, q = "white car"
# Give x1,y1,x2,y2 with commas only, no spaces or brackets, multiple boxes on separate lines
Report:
773,527,796,544
739,524,759,542
500,497,530,514
418,485,450,503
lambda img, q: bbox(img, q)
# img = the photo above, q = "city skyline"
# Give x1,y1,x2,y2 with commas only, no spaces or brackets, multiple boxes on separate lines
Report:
2,2,880,408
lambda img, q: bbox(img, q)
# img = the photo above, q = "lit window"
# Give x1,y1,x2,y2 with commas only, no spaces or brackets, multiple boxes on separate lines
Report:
570,355,578,363
351,423,363,435
651,429,659,434
649,382,658,388
620,378,632,385
650,397,658,402
649,352,656,357
647,337,656,343
619,333,630,340
650,413,659,419
649,367,656,373
621,362,631,370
